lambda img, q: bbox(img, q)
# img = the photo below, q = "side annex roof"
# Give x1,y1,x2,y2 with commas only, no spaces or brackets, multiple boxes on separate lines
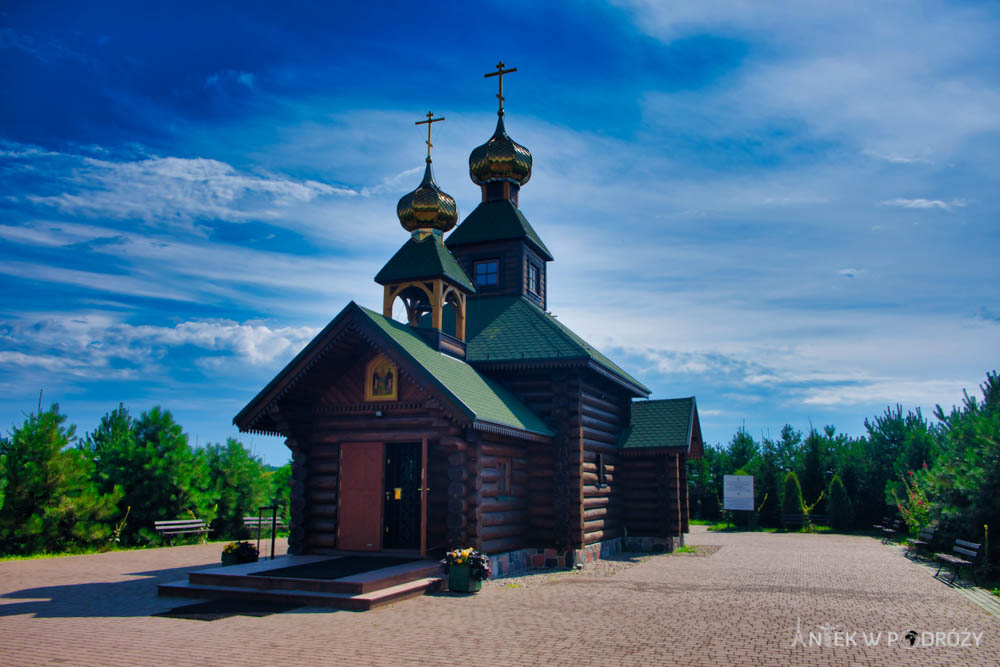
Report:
619,397,703,458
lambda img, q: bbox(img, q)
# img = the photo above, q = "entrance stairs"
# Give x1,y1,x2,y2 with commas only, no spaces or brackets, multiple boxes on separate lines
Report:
158,554,443,611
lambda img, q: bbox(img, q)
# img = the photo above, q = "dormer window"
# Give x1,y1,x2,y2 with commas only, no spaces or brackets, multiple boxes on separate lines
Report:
527,264,539,295
474,259,499,287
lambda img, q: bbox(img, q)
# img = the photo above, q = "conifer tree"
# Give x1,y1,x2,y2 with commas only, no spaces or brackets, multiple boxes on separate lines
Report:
782,471,805,519
0,403,119,554
827,474,853,530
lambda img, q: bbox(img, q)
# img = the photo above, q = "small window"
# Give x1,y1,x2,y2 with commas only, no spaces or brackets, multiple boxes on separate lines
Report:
597,453,607,487
527,264,539,295
474,260,499,287
496,458,511,495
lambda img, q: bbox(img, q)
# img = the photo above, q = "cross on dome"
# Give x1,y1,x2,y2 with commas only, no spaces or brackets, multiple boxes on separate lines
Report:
415,110,444,162
484,61,517,117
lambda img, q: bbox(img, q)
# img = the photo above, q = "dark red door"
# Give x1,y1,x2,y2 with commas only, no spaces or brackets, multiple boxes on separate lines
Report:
338,442,384,551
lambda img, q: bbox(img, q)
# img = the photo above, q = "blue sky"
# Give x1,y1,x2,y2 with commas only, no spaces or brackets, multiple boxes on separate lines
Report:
2,1,998,465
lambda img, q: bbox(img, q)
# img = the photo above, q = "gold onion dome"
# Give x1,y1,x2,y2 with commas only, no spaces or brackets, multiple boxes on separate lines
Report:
396,160,459,232
469,116,532,186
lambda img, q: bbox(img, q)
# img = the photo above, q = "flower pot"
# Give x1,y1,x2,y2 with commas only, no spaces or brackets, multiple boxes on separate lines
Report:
221,553,241,566
447,563,482,593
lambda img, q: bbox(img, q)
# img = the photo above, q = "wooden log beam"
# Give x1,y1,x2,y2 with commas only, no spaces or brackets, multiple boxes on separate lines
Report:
480,510,527,527
481,536,527,554
309,475,338,490
480,523,524,541
583,496,610,509
306,489,337,504
309,504,337,518
308,534,337,548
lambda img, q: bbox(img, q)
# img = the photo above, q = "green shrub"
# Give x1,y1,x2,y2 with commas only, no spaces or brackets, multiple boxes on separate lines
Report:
828,474,854,530
782,471,805,517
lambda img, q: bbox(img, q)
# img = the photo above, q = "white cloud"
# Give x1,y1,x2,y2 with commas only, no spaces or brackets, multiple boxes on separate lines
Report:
878,198,967,211
8,145,355,231
0,312,319,382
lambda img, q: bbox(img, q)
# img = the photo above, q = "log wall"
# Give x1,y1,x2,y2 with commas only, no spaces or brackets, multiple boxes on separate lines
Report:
620,452,687,539
576,377,631,546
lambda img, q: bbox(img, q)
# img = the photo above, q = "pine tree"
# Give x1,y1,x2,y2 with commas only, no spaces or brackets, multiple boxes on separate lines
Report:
0,403,119,554
85,405,211,545
202,438,269,539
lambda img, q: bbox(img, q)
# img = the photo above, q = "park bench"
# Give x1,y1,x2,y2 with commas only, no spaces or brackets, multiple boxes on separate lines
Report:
780,513,829,529
243,516,288,533
154,519,209,545
906,525,936,559
873,516,891,531
934,539,981,584
880,518,902,544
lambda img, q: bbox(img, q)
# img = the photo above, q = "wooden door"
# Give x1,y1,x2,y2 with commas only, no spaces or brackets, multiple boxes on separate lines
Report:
338,442,384,551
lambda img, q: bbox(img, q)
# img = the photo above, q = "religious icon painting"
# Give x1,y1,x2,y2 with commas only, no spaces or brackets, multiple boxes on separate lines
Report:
365,353,399,402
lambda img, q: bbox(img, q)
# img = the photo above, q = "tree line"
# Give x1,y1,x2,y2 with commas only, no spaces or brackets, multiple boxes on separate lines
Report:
689,371,999,551
1,371,996,558
0,402,289,556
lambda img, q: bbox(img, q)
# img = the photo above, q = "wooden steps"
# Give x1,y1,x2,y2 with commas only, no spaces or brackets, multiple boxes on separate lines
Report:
158,556,444,611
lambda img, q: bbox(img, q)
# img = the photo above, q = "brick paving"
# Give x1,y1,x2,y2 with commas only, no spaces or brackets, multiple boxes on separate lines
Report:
1,529,997,666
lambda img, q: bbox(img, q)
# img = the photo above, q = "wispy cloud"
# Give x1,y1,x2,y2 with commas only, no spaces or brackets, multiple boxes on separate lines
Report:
7,144,354,232
878,198,967,211
0,312,318,378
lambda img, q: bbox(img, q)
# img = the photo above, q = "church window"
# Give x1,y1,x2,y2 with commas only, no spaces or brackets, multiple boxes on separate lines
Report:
527,264,539,294
474,259,499,287
496,458,511,495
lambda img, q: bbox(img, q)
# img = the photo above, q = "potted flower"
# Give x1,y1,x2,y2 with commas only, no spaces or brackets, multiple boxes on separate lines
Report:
221,541,259,566
440,547,491,593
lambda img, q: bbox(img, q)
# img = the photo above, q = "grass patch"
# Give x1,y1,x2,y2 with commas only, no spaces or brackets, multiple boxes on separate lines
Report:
673,545,697,553
689,519,714,526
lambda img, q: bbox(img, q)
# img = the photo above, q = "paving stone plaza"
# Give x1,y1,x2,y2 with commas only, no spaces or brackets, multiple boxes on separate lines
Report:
1,527,997,666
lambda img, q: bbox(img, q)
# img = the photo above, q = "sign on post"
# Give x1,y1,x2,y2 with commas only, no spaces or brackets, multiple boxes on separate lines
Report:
723,475,754,511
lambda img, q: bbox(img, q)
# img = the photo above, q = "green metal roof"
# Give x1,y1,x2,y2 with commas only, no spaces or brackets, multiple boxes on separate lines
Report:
619,398,697,451
356,305,554,437
464,295,649,396
374,232,475,292
444,200,554,261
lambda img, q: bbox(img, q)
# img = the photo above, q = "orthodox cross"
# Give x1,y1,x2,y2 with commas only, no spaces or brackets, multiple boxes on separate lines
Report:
485,61,517,116
415,110,444,161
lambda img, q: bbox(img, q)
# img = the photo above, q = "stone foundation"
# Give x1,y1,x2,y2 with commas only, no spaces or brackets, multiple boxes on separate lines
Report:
488,534,685,579
623,534,684,553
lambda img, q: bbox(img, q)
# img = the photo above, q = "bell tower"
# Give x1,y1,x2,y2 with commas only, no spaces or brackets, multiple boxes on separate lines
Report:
375,112,474,354
445,62,553,309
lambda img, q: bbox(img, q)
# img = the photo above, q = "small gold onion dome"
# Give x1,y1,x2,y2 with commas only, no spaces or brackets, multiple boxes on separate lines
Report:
469,116,532,186
396,160,459,232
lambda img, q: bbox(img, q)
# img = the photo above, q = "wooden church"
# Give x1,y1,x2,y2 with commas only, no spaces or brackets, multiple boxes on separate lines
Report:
235,64,703,575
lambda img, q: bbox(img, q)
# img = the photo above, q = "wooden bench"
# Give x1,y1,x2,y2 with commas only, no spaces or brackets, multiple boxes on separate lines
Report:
781,513,829,529
154,519,209,545
906,525,936,559
873,516,891,531
881,518,902,544
934,539,981,584
243,516,288,533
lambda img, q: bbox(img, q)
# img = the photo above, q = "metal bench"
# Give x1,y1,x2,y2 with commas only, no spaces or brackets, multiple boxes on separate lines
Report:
906,525,936,559
880,518,902,544
934,539,981,584
154,519,209,545
873,516,891,531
